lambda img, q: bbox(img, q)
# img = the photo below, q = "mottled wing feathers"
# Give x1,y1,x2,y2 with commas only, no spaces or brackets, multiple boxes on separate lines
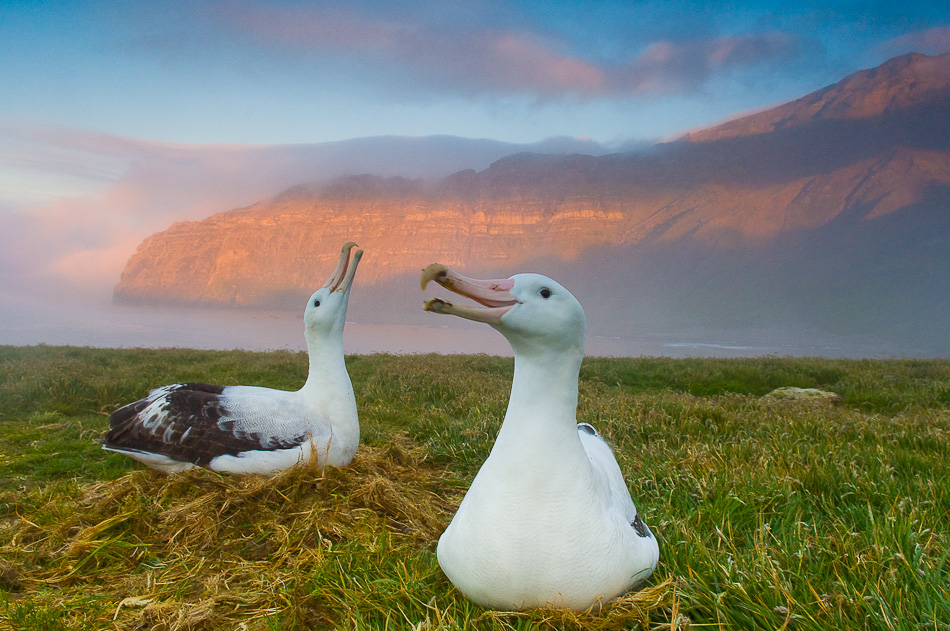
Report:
104,383,310,467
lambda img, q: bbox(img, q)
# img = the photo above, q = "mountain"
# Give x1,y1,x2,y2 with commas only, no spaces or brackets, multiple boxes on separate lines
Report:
682,52,950,142
114,53,950,355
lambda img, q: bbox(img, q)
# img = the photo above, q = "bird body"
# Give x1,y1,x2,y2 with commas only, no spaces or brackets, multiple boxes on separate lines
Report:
102,243,362,475
422,265,658,611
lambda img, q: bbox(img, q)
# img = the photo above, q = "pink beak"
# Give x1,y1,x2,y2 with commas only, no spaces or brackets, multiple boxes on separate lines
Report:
421,263,518,324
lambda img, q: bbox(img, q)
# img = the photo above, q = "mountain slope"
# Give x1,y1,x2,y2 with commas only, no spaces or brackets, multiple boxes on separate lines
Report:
682,52,950,141
114,53,950,354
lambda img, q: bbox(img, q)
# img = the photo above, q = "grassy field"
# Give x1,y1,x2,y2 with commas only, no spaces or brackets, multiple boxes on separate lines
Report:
0,345,948,630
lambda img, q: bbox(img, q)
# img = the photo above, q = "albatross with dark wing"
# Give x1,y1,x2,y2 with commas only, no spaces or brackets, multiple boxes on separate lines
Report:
102,242,363,475
421,263,659,611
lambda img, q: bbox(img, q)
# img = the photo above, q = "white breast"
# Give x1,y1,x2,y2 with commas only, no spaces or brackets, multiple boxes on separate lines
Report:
437,423,658,611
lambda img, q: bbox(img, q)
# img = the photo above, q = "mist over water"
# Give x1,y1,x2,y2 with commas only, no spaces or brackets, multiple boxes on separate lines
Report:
0,298,924,359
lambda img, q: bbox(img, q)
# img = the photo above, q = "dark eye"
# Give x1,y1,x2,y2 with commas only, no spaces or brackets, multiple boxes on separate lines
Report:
540,288,552,299
313,299,321,307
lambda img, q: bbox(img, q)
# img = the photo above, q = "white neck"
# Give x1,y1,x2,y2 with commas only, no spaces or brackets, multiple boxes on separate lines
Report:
301,333,348,395
491,346,585,466
299,332,359,464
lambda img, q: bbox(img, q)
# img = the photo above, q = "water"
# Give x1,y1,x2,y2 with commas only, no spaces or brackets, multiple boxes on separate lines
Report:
0,298,920,358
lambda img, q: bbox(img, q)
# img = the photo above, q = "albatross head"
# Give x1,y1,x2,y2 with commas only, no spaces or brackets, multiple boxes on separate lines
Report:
304,242,363,340
421,264,586,357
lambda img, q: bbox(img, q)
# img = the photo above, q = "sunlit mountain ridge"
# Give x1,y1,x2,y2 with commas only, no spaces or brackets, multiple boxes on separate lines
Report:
114,53,950,354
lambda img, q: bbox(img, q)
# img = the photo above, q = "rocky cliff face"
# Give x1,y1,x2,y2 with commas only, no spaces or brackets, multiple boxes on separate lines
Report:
115,193,634,307
114,53,950,352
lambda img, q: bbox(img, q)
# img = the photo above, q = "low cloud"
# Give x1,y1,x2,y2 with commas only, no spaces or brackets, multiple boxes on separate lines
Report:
0,125,323,303
0,121,612,305
880,25,950,56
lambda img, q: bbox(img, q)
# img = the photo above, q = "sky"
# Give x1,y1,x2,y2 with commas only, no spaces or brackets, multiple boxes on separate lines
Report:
1,0,949,349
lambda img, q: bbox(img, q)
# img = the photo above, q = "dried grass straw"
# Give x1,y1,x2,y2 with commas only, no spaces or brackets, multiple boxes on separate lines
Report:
2,438,675,630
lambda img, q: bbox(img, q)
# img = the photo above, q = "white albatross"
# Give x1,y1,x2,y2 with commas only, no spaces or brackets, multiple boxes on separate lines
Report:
421,263,659,611
102,242,363,476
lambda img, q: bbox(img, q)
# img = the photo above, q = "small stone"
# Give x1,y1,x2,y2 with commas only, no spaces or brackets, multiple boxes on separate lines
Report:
763,387,842,404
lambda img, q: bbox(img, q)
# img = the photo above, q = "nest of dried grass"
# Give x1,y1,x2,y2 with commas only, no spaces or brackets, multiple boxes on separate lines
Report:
472,578,682,631
3,438,676,630
5,439,458,629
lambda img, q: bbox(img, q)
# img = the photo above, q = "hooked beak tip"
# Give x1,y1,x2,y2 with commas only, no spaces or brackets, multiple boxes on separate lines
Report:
421,263,449,290
423,297,450,313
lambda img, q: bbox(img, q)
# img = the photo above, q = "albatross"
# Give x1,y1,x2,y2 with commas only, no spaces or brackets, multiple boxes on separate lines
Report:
421,263,659,611
102,242,363,475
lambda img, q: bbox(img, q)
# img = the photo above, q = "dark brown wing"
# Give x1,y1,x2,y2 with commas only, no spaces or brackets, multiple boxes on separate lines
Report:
104,383,308,467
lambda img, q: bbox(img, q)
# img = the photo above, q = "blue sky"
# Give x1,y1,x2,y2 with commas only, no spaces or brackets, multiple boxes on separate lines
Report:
4,0,948,145
1,0,949,311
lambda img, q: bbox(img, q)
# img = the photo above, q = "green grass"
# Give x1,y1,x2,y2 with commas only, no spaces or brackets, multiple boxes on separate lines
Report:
1,345,948,630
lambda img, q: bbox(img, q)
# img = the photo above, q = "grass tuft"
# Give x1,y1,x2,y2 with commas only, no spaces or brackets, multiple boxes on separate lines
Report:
1,346,948,629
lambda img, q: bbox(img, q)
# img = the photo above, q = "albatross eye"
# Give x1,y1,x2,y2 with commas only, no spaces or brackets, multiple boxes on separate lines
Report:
540,288,552,299
313,299,321,307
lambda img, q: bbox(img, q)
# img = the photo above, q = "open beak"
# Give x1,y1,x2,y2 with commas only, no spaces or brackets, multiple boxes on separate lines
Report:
421,263,518,324
323,242,363,293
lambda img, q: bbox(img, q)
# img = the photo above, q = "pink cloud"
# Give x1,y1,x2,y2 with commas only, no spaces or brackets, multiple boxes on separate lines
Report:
216,3,802,99
0,124,316,304
706,32,802,67
222,3,604,97
424,30,607,97
4,208,149,306
612,32,804,95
